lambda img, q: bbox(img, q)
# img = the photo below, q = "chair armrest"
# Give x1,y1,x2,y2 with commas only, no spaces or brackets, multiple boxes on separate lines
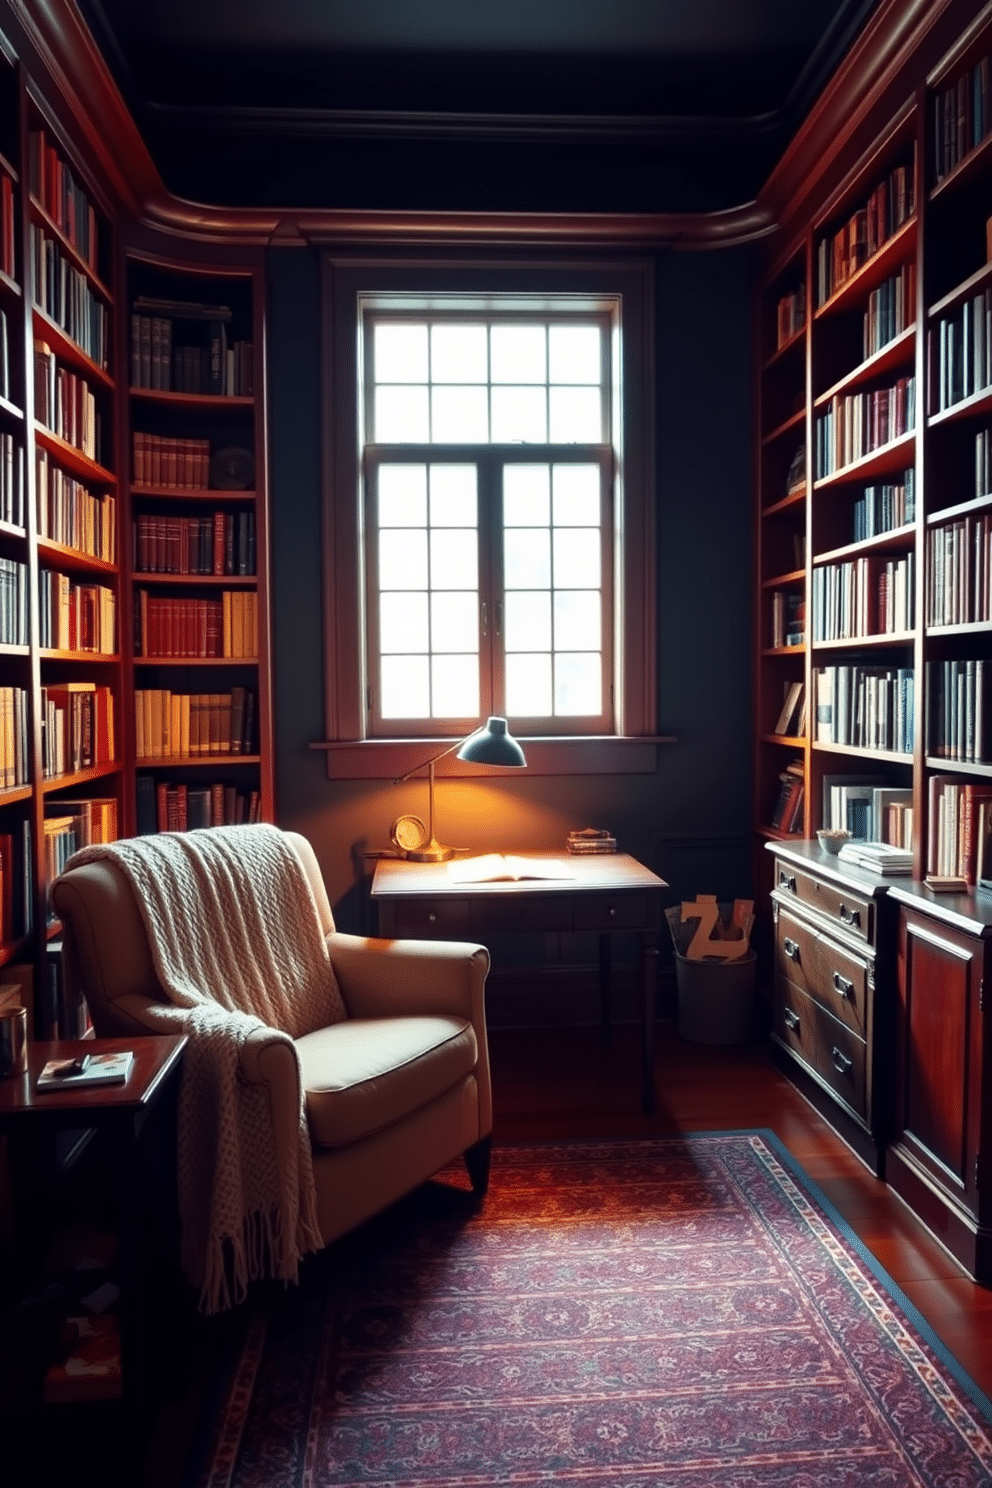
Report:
326,932,490,1023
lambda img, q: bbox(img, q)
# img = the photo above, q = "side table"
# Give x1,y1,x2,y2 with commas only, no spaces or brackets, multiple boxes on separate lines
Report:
0,1033,186,1423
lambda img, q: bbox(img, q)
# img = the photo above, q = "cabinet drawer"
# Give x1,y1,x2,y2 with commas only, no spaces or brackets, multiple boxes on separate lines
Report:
814,934,868,1039
775,908,819,1002
773,858,873,945
390,899,472,937
815,1012,867,1121
775,981,817,1068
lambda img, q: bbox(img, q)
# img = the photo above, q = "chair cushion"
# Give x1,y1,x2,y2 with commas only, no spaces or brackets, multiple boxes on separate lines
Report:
297,1015,477,1148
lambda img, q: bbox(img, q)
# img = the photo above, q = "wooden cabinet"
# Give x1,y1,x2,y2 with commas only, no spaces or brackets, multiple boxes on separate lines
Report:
768,839,892,1173
885,885,992,1279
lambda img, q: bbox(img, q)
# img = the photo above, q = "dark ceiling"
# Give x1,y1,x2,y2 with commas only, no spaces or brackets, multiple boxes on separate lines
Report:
77,0,880,216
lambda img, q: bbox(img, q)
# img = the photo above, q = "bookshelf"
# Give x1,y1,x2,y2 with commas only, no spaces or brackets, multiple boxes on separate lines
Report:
122,248,273,837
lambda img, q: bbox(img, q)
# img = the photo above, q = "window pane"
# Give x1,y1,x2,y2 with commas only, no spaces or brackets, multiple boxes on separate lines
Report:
375,324,428,383
380,529,428,589
429,465,477,526
375,386,430,442
431,325,488,383
505,591,551,651
381,655,430,717
432,655,479,717
549,325,600,384
549,387,602,443
432,386,489,442
381,592,428,653
552,465,600,525
504,527,551,588
491,325,546,383
431,591,478,652
554,528,600,588
506,653,552,715
503,465,550,526
555,653,601,715
379,465,427,526
431,529,478,589
491,386,547,443
554,590,601,650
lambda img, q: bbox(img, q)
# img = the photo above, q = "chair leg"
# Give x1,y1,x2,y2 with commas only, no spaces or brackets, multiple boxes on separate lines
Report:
464,1136,491,1197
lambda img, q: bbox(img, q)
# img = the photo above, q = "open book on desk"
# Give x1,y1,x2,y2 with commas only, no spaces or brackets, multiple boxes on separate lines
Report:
448,855,574,884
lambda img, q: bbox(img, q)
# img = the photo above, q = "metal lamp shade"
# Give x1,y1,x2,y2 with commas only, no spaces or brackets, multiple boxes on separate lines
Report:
456,717,527,768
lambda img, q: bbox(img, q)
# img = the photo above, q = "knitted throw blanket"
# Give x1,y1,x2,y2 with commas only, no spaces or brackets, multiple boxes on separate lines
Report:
62,825,346,1314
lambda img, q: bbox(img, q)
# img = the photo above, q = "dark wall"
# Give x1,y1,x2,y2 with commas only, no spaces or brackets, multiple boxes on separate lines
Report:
265,243,755,938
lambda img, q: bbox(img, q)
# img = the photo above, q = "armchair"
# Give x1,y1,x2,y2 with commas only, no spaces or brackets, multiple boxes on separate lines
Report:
51,829,492,1257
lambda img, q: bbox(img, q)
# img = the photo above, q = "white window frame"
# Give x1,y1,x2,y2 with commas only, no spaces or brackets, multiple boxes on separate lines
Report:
319,256,657,778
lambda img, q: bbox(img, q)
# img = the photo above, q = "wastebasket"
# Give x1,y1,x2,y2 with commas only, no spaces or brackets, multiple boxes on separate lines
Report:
673,949,756,1044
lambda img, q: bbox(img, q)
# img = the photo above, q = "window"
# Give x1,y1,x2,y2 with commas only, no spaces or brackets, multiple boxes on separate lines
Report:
365,313,613,736
321,258,656,775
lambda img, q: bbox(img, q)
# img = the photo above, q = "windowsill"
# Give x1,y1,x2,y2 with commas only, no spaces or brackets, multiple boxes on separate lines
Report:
310,735,676,779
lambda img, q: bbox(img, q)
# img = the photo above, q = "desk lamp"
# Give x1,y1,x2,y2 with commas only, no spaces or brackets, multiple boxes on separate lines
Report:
391,716,527,863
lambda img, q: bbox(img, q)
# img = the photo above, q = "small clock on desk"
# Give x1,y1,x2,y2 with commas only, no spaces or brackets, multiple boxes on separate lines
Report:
390,815,429,857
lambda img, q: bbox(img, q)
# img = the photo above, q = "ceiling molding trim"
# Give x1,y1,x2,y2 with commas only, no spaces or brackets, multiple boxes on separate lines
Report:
760,0,954,236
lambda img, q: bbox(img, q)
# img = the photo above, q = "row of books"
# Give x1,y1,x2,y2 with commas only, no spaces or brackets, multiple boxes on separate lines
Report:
770,756,804,833
132,432,212,490
135,688,256,760
813,664,915,754
28,128,100,275
0,822,32,941
30,225,108,369
132,511,256,576
133,590,258,659
34,341,101,464
771,590,804,648
851,470,915,541
35,449,115,561
933,55,992,183
811,551,914,640
129,311,252,396
927,291,992,413
0,557,27,645
814,376,916,478
41,683,115,777
38,571,116,653
0,686,29,788
927,775,992,883
926,658,992,764
0,173,14,281
136,775,261,835
862,264,915,360
926,513,992,626
776,284,805,349
773,680,806,737
0,431,25,530
815,156,915,308
822,776,913,844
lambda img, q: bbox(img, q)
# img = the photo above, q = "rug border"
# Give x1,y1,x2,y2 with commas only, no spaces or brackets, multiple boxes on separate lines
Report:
683,1126,992,1428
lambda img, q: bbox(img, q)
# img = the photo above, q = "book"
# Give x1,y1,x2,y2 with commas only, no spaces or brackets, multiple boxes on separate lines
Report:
448,855,574,884
773,681,805,736
37,1050,134,1090
837,840,913,875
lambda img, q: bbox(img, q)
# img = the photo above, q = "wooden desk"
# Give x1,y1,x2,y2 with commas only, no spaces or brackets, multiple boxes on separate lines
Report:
0,1034,186,1422
371,852,667,1112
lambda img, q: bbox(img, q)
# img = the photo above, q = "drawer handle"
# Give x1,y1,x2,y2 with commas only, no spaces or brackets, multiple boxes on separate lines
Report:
428,911,437,923
832,971,854,999
838,904,861,929
783,937,800,962
831,1046,853,1076
608,906,617,918
783,1007,800,1032
779,871,797,892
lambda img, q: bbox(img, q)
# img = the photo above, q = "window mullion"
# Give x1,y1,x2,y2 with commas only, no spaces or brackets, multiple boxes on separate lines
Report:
478,452,500,719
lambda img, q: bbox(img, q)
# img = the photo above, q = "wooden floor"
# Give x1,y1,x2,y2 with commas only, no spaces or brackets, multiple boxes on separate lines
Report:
140,1018,992,1486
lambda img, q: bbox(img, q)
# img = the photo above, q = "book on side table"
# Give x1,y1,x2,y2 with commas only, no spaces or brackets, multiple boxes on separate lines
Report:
37,1050,135,1090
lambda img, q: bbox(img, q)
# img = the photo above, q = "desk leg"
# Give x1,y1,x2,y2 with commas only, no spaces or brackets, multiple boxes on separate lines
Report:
640,932,659,1113
598,933,612,1048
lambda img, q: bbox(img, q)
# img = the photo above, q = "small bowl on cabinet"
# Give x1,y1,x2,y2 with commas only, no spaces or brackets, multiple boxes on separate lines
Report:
816,828,851,856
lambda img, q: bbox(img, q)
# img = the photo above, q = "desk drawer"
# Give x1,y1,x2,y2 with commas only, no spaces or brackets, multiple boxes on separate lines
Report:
773,858,873,945
582,894,649,931
470,895,574,935
390,899,472,937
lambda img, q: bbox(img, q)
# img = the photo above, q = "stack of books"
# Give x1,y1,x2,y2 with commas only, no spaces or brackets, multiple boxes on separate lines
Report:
566,828,617,855
837,840,913,875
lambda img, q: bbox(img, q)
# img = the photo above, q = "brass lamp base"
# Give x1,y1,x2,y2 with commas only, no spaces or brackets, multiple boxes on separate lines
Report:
406,840,455,863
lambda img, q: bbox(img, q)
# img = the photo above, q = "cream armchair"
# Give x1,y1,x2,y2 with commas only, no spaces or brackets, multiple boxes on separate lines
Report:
51,829,493,1245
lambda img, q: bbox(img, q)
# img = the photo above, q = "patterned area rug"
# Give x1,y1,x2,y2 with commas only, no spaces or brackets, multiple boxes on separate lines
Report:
186,1132,992,1486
